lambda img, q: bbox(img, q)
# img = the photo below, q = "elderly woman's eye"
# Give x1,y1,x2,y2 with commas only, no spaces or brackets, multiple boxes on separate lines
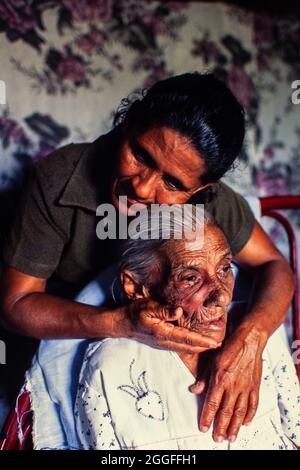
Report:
222,264,232,274
179,273,198,284
185,275,196,282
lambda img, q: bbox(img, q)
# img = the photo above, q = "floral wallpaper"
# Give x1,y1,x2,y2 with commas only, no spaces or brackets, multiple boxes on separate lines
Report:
0,0,299,242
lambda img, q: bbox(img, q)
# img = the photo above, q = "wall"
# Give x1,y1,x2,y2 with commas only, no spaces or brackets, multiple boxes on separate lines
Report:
0,1,299,199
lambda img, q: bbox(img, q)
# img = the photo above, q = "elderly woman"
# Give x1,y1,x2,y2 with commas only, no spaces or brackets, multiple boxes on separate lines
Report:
75,208,300,450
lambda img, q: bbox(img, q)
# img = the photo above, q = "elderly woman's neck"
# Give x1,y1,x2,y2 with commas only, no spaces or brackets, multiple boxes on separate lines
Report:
177,352,201,378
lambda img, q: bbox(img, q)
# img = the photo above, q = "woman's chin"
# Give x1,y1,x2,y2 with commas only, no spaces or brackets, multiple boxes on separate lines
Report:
179,316,227,346
191,325,226,347
207,329,226,346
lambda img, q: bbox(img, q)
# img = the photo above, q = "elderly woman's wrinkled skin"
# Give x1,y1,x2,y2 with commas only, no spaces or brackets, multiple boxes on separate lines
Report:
121,223,234,378
157,227,233,341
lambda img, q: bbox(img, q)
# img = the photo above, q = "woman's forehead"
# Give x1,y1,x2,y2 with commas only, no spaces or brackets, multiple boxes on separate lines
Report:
163,227,231,265
133,127,206,183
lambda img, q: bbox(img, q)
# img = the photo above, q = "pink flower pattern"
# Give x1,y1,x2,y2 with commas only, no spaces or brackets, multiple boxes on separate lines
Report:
0,0,299,232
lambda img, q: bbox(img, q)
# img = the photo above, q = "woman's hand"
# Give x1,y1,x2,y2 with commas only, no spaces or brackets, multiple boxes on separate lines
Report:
113,298,220,354
191,324,267,442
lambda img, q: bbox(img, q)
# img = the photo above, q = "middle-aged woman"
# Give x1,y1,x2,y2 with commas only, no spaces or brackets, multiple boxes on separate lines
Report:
0,72,294,442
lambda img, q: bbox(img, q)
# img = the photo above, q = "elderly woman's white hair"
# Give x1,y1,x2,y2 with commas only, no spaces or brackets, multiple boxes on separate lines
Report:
117,205,216,293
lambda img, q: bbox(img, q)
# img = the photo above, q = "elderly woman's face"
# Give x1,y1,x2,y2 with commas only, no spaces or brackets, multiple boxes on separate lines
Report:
153,225,234,345
111,127,212,214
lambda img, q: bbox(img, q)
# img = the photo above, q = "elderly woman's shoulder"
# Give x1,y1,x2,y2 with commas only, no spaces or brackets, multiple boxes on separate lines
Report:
263,326,293,370
83,338,155,370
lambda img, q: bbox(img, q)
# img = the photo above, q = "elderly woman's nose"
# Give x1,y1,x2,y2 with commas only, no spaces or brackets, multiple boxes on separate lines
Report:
203,288,227,308
131,169,158,201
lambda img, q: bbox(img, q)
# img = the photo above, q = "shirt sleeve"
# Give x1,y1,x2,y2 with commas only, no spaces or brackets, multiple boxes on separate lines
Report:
204,182,256,256
2,163,70,278
75,370,120,450
271,340,300,446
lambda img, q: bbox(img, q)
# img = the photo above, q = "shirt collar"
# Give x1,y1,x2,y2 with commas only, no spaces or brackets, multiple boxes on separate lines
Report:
58,126,122,212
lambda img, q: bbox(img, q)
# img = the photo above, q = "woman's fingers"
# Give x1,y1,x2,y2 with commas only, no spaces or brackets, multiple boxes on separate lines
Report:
159,305,183,321
131,300,219,350
190,379,207,394
225,393,248,442
243,358,261,425
243,389,259,425
155,340,210,354
211,390,239,442
190,364,211,394
141,301,218,348
199,381,224,434
152,320,219,349
130,300,219,352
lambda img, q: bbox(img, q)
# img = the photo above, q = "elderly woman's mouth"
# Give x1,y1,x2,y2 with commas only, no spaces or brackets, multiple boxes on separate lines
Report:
183,311,227,333
201,313,227,331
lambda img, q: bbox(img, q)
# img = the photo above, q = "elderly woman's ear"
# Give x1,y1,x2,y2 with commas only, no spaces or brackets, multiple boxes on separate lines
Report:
120,269,150,299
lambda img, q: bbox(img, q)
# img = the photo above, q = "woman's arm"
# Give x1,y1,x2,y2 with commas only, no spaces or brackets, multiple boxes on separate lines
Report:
233,222,294,338
193,222,295,442
0,264,218,353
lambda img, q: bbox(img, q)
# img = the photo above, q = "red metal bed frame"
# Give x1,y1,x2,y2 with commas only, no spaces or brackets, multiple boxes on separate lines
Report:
1,195,300,451
260,195,300,380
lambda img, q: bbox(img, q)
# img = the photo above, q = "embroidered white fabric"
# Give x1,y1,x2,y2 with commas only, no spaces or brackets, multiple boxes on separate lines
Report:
75,329,300,450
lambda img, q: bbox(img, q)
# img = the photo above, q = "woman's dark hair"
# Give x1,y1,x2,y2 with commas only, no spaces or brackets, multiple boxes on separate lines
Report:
113,72,245,184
